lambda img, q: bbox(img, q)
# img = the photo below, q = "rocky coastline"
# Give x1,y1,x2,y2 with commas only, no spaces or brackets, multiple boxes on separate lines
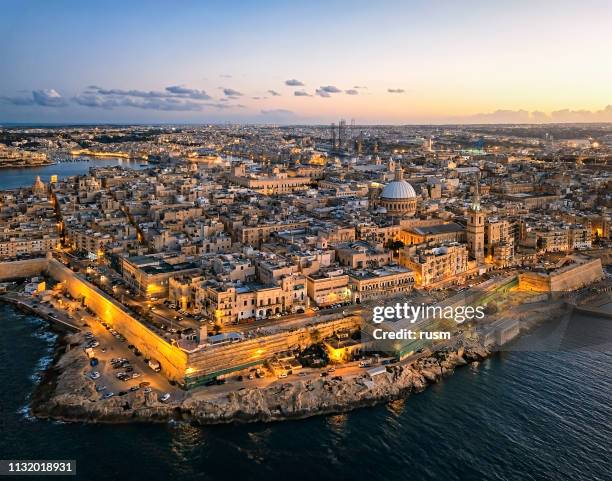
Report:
26,293,585,426
31,330,490,425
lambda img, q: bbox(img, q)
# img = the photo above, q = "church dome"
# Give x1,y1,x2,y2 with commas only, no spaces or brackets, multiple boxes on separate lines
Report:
381,180,416,199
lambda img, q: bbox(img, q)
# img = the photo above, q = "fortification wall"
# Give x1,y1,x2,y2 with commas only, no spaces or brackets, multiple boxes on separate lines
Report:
549,258,604,291
0,257,48,281
46,260,188,381
185,316,360,384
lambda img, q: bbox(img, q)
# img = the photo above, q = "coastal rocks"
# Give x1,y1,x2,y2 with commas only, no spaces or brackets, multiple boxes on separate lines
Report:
33,336,492,425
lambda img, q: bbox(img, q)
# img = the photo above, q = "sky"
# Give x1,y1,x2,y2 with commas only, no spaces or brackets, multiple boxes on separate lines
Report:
1,0,611,124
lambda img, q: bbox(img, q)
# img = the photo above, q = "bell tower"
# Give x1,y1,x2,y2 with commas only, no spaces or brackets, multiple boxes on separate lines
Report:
467,173,485,262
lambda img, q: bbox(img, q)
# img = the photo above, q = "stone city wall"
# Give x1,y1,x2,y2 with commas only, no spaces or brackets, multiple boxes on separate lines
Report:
185,316,360,385
0,257,49,282
46,259,188,381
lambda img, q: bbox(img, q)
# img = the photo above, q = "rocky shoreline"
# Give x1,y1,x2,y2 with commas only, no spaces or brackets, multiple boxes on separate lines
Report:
26,294,584,425
31,330,491,425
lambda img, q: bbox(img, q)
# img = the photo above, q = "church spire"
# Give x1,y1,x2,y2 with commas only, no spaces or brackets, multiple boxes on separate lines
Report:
471,171,481,212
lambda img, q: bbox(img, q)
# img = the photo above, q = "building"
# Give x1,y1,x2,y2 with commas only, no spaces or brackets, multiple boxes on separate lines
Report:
348,265,414,303
378,164,417,217
466,176,485,262
399,243,470,287
398,222,465,246
305,269,351,307
120,254,201,298
334,241,393,269
229,163,312,195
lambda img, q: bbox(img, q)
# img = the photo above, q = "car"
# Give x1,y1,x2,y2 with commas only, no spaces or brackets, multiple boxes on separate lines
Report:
117,391,128,396
328,367,335,373
248,374,254,380
101,392,114,399
89,371,101,380
160,393,171,402
143,387,152,394
320,372,328,377
131,372,141,379
277,372,287,379
332,376,343,381
90,357,99,367
298,372,307,377
95,385,107,392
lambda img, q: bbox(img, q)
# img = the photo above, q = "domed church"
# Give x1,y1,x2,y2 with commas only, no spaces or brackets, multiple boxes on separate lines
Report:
378,164,417,217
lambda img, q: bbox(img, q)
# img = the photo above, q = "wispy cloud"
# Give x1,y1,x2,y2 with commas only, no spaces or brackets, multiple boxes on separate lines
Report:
459,106,612,123
222,87,243,97
1,89,68,107
387,88,405,94
73,94,204,111
345,89,359,95
315,85,342,98
165,85,211,100
219,74,232,78
285,79,304,86
294,90,311,97
267,89,281,96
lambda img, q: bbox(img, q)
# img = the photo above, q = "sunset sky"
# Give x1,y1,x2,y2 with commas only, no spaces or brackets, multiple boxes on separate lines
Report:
1,0,611,124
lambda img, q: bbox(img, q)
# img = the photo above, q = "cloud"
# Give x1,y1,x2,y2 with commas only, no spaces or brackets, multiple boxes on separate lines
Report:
165,85,211,99
222,88,243,97
267,89,281,96
261,109,294,115
345,89,359,95
0,94,35,106
89,87,168,98
219,74,232,78
294,90,311,97
353,85,367,89
285,79,304,86
388,88,405,94
32,89,68,106
85,85,212,100
456,105,612,123
315,85,342,97
1,89,68,107
74,94,203,111
318,85,341,93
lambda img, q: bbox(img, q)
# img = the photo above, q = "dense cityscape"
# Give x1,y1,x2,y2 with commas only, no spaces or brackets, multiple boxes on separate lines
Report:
2,1,611,479
0,122,609,414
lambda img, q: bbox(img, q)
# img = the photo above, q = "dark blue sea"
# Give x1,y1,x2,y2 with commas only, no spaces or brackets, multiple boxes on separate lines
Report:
1,303,610,481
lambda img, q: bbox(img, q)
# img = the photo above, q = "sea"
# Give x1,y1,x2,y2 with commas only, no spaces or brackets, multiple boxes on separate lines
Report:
0,159,610,481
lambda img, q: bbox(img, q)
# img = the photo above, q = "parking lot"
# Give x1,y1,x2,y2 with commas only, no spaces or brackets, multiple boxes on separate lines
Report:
72,304,184,403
